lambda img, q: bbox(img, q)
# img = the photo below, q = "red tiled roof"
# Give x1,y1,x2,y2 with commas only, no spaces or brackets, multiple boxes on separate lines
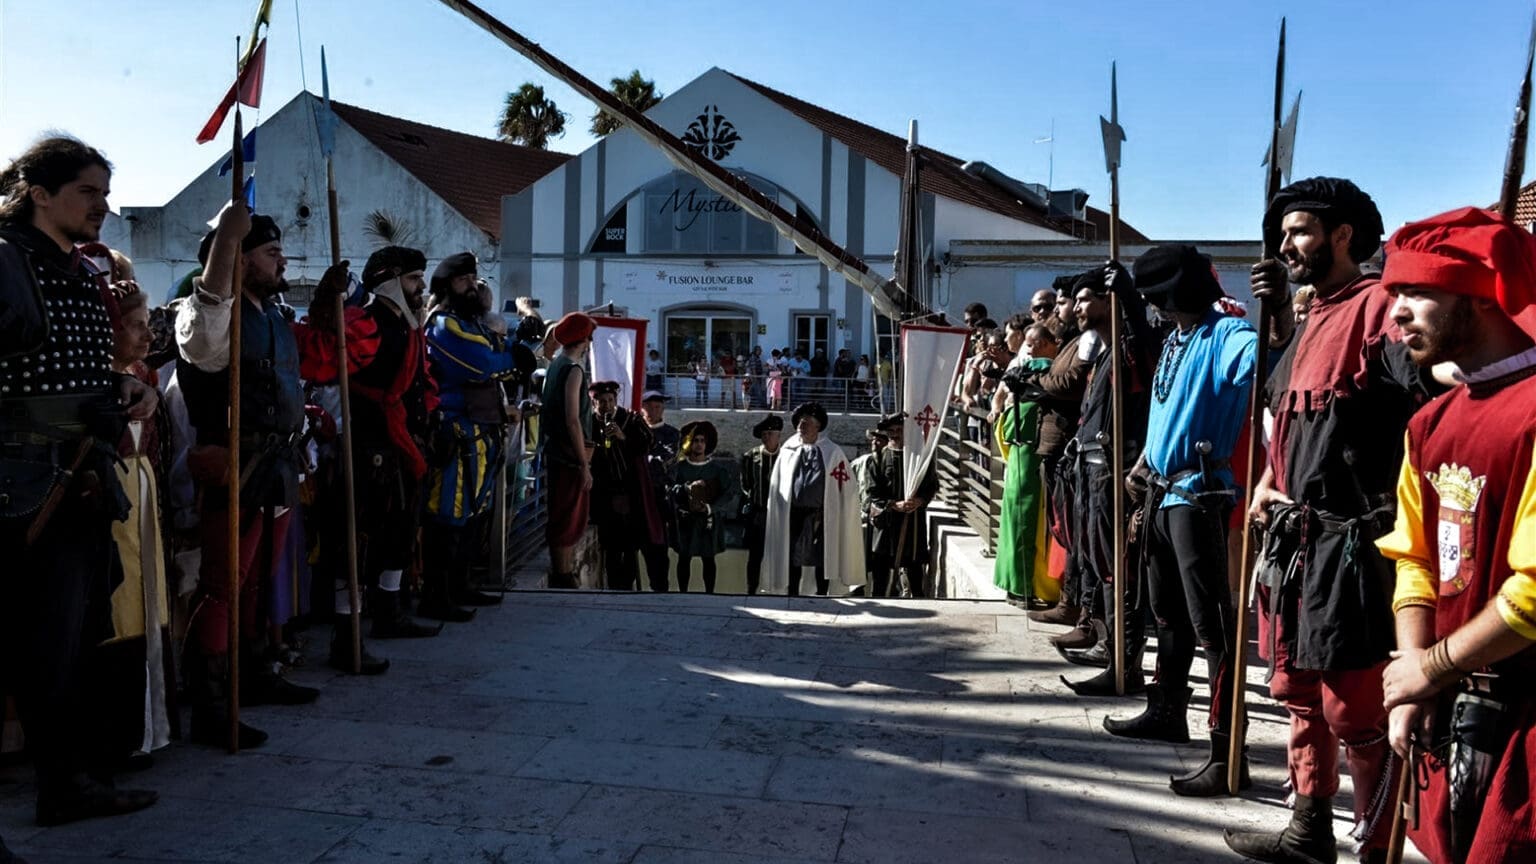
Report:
728,73,1150,244
1509,179,1536,227
330,99,572,242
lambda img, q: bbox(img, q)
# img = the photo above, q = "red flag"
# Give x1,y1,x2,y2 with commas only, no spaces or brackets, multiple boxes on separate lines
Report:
196,38,267,144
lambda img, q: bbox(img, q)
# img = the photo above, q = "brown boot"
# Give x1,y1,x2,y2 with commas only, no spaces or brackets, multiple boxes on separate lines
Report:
1028,602,1081,626
1050,616,1100,650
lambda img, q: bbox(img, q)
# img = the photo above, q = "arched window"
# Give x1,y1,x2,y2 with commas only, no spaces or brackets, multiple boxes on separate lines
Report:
642,171,778,254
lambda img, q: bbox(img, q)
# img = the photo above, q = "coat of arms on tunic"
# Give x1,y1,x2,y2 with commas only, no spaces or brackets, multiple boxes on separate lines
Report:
1427,463,1486,596
681,105,741,161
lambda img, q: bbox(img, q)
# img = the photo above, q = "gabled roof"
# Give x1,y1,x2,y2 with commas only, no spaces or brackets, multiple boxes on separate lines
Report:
330,99,571,242
727,72,1149,244
1505,179,1536,227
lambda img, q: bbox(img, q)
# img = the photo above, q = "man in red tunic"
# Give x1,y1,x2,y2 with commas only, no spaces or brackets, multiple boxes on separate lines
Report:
1227,178,1438,864
1375,206,1536,864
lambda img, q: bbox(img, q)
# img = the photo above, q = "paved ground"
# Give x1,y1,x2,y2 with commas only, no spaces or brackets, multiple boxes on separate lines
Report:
0,591,1426,863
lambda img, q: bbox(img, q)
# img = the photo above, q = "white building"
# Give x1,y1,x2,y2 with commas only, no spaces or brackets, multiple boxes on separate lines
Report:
104,92,570,304
498,67,1148,371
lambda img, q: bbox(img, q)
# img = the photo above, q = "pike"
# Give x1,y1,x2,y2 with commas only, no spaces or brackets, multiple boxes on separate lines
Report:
1229,16,1290,794
429,0,928,322
225,102,246,755
1099,61,1128,695
318,47,364,675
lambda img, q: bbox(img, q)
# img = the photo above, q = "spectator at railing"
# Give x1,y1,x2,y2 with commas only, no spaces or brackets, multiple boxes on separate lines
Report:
716,351,739,410
744,346,767,409
767,349,786,410
689,353,709,406
644,348,663,393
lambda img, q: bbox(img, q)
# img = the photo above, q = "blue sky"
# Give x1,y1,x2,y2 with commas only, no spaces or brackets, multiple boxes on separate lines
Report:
2,0,1532,240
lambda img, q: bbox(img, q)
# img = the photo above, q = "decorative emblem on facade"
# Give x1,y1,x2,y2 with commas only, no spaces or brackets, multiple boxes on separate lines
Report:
682,105,741,160
831,461,850,490
1427,462,1487,596
913,404,941,441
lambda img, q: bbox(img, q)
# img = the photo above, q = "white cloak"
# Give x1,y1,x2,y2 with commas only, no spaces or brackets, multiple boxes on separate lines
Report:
761,433,865,595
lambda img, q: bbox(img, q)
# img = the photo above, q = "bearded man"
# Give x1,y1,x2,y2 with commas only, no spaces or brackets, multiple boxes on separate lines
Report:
762,402,865,596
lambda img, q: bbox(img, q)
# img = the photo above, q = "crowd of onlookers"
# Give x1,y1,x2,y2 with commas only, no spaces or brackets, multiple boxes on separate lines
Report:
644,345,895,410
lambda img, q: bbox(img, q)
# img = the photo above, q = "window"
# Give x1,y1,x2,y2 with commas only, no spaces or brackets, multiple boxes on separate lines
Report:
793,313,830,364
665,313,753,372
640,171,783,255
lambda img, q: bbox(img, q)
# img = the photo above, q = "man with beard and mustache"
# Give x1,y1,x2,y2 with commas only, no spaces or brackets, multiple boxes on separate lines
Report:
0,136,159,832
1225,178,1441,864
296,247,440,678
1374,207,1536,864
421,253,527,617
176,202,317,750
587,380,653,590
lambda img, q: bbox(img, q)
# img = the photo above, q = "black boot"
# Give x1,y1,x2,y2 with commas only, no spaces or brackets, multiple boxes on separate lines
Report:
1170,730,1251,797
452,561,503,606
241,648,320,707
35,775,157,827
187,652,268,749
370,588,439,639
0,833,27,864
420,525,476,620
1103,685,1191,743
329,615,390,675
1062,644,1146,696
1059,639,1112,668
1223,794,1338,864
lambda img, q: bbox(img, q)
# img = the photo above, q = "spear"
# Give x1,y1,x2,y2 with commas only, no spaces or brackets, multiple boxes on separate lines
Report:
320,47,363,675
1099,61,1128,696
225,99,246,756
1499,11,1536,220
1229,16,1288,795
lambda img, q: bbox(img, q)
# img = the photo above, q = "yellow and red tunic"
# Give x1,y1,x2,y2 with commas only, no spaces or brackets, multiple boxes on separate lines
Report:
1377,358,1536,864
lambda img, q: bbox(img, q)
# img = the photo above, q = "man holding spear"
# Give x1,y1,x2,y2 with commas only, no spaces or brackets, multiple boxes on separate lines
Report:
1225,177,1433,863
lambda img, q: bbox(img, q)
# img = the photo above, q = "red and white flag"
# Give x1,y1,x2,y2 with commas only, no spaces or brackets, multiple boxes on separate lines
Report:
900,324,970,498
196,0,273,143
590,318,648,412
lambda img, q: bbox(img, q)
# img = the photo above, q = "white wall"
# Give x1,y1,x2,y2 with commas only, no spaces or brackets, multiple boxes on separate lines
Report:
113,92,495,304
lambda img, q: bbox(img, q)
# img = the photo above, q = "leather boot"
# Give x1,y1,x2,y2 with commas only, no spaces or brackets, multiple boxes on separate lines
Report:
1062,642,1146,696
370,588,439,639
35,775,157,827
1028,602,1081,625
1223,794,1338,864
420,525,475,621
1051,615,1100,650
0,833,27,864
1103,685,1191,743
547,570,580,590
1170,730,1251,797
1059,639,1112,668
329,615,390,675
451,560,502,606
188,652,268,749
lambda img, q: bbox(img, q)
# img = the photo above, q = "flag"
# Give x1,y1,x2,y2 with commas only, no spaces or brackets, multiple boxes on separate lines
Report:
196,37,269,143
590,318,649,412
218,128,258,176
205,177,257,229
899,324,970,498
315,46,338,158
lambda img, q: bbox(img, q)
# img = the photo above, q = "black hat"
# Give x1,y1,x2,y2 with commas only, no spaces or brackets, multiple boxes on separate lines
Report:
751,414,784,438
678,420,718,456
790,402,829,431
1263,177,1384,264
589,380,621,396
362,246,427,290
430,252,477,295
1051,274,1077,294
1071,267,1104,296
865,428,889,442
1132,244,1223,314
875,412,906,433
641,389,669,403
197,212,281,265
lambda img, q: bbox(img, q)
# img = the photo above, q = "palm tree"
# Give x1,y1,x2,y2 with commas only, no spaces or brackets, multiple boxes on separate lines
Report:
591,70,663,137
497,83,566,149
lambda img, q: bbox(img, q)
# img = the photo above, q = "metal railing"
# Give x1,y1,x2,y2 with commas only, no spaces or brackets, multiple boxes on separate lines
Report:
933,403,1004,556
644,372,893,414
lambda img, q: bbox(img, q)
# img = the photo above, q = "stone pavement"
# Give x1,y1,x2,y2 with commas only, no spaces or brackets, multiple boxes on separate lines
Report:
0,592,1428,863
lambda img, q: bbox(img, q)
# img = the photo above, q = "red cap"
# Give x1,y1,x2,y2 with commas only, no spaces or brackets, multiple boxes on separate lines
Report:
1381,206,1536,339
551,311,597,345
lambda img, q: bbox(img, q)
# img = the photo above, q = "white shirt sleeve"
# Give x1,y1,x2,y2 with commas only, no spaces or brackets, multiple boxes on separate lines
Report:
176,282,233,373
1077,329,1104,362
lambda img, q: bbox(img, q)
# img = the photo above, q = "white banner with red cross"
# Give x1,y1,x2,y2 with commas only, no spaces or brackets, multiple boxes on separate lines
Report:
900,324,971,498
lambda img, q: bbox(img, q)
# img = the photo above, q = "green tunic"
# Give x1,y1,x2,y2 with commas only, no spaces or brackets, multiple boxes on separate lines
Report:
993,360,1058,602
671,457,732,557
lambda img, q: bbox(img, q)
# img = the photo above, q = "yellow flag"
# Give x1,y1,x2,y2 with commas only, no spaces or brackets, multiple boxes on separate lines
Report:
240,0,273,69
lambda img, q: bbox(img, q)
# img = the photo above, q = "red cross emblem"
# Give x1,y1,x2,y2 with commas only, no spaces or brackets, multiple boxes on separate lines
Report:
830,461,850,490
913,404,941,441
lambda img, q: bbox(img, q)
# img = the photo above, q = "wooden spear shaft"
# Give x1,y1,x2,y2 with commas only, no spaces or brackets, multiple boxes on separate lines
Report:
327,157,362,675
1109,167,1126,697
226,110,245,754
1230,16,1287,795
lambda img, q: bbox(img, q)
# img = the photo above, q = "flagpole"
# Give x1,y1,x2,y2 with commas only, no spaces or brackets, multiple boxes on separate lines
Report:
327,122,363,676
1103,62,1128,697
225,89,246,758
1230,17,1287,794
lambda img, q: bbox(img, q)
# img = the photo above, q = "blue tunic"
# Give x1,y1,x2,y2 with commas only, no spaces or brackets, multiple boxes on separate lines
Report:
1143,311,1257,507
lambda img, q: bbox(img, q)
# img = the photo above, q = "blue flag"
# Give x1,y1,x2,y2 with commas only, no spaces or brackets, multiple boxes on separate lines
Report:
218,128,258,176
243,175,257,210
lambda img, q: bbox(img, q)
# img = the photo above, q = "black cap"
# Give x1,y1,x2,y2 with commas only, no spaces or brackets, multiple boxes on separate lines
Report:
1263,177,1384,264
875,412,906,433
752,414,784,438
1132,244,1223,314
430,252,477,295
362,246,427,290
791,402,829,431
589,380,621,396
